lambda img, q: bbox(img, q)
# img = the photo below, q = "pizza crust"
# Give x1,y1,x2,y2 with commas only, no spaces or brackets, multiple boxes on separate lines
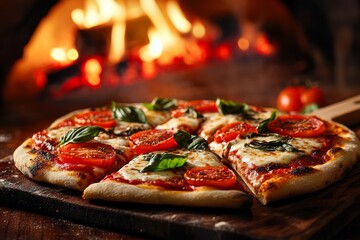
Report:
83,180,251,208
49,109,88,128
13,138,97,191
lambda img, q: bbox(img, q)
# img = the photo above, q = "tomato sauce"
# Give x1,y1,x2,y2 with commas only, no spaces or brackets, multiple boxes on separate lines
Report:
103,172,245,191
32,130,58,152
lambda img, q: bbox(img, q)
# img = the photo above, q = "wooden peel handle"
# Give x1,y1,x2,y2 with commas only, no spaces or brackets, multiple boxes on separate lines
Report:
311,95,360,126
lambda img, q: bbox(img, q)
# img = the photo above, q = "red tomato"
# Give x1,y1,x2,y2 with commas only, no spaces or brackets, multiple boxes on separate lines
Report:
276,86,304,112
178,100,218,113
129,129,178,155
300,86,326,107
184,166,237,189
74,110,116,128
58,142,116,168
268,115,326,138
214,122,258,143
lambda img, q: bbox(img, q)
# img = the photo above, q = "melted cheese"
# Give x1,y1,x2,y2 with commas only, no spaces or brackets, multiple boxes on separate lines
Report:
142,107,171,126
95,137,129,151
229,134,324,166
118,150,222,182
47,126,74,141
155,117,202,133
199,113,242,140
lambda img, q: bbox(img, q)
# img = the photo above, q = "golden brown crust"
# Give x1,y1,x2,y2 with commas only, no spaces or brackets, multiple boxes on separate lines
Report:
13,138,101,191
83,180,250,208
248,120,360,205
49,109,89,129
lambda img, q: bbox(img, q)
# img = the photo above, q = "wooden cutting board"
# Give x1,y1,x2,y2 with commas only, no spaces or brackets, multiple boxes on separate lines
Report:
1,154,360,240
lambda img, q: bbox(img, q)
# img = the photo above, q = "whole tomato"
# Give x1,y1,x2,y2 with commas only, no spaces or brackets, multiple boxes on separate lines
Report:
300,86,326,107
276,86,304,112
276,85,326,112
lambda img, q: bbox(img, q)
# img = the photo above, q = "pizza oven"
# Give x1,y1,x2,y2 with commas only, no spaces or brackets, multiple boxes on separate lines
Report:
1,0,360,108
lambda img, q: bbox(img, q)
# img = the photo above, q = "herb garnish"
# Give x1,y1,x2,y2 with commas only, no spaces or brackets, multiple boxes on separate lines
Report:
256,110,278,133
111,102,147,123
141,153,187,172
245,136,303,153
143,97,176,111
183,107,203,119
216,98,254,117
174,130,209,150
58,126,104,146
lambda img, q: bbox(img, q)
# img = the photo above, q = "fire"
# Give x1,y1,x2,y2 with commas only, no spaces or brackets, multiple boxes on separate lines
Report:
71,0,205,66
71,0,116,29
166,0,191,34
82,57,102,87
50,47,79,64
139,28,164,62
26,0,277,98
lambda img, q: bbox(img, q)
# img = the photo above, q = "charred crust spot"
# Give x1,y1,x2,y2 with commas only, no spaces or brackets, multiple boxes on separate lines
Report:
329,147,343,156
256,162,284,173
76,172,88,180
264,182,278,191
37,150,55,161
30,148,38,154
28,150,55,176
290,166,315,176
29,160,45,176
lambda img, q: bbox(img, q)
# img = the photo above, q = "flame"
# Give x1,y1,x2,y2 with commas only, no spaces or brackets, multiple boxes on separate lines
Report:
70,0,204,67
72,0,126,64
140,0,178,48
108,3,126,64
139,28,164,62
71,0,115,29
166,0,191,34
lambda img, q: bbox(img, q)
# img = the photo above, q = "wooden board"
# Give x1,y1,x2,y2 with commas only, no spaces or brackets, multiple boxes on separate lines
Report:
1,155,360,240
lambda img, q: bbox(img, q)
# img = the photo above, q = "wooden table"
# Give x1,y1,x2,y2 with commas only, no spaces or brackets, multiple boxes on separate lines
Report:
1,61,360,239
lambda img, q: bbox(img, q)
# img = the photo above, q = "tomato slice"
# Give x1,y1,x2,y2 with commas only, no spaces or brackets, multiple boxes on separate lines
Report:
214,122,258,143
58,142,116,168
180,100,218,113
268,115,326,138
184,166,237,189
129,129,178,155
74,110,116,128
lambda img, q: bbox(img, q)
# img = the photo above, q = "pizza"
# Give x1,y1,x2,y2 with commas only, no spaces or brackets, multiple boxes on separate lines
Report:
13,98,360,207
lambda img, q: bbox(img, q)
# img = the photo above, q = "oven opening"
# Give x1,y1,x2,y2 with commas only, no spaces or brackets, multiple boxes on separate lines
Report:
1,0,359,107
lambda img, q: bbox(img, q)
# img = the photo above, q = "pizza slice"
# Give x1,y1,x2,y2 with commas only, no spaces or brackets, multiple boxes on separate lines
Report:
211,114,360,205
83,130,250,208
13,124,133,191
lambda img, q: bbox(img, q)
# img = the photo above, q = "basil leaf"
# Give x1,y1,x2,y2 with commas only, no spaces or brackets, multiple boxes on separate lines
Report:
141,153,187,172
112,102,147,123
245,137,303,153
256,110,278,133
174,130,209,150
59,126,104,146
301,103,319,114
183,107,203,119
216,98,254,116
143,97,176,111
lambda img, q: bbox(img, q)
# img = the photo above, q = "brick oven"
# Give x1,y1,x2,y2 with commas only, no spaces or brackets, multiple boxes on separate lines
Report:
1,0,359,111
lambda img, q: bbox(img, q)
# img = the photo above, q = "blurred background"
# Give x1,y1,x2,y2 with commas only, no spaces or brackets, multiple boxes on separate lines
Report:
0,0,359,123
